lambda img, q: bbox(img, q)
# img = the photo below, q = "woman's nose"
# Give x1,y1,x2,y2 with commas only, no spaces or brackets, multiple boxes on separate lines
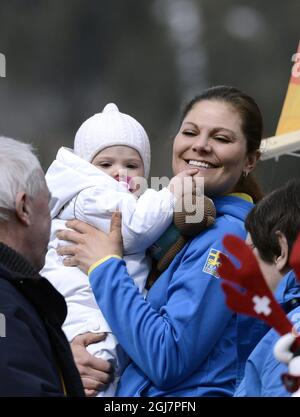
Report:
191,134,211,153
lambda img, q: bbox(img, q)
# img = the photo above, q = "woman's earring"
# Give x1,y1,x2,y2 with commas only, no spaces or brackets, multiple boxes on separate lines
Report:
243,171,248,178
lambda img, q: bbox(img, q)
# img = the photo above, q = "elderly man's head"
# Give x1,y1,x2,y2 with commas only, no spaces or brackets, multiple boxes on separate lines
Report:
0,137,51,271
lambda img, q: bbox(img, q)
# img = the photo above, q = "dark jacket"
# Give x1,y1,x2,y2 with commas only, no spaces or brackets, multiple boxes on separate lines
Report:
0,243,84,397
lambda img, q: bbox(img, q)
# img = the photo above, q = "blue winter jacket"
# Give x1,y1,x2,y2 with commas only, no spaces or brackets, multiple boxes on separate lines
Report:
235,270,300,397
89,195,253,397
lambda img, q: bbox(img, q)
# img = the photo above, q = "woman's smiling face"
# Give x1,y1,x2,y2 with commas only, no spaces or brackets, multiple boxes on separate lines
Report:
172,100,258,197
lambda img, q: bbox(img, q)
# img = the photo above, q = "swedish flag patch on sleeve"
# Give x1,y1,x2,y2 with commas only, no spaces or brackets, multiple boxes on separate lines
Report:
203,248,222,278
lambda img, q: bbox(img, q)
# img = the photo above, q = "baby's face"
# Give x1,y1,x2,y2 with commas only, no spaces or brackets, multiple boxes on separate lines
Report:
91,146,145,185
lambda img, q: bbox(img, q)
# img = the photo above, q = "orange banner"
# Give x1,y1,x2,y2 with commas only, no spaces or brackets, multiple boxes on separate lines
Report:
276,41,300,135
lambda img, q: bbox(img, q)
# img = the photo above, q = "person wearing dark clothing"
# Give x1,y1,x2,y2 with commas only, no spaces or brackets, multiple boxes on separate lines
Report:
0,137,84,396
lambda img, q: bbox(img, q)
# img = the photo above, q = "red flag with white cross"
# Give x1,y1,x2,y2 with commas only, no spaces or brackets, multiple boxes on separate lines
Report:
218,233,300,351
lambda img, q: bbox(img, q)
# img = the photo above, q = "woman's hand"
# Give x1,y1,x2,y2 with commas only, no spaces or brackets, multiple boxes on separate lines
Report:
168,168,199,199
56,212,123,274
71,332,114,397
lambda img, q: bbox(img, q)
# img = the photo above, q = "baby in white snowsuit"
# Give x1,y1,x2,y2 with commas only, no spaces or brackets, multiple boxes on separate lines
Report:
42,103,194,396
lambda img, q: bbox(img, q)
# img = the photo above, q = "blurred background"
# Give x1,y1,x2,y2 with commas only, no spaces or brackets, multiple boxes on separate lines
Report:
0,0,299,192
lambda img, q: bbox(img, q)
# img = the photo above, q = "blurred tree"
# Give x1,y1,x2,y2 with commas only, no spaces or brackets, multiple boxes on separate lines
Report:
0,0,179,177
0,0,299,189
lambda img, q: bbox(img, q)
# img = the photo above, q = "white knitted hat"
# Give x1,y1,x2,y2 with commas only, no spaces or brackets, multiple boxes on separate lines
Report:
74,103,151,178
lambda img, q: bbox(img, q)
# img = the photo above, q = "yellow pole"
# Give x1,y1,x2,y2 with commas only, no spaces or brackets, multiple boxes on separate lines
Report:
276,41,300,135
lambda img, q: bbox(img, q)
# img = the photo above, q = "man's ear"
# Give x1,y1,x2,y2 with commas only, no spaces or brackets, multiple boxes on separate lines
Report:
275,231,289,273
15,192,31,227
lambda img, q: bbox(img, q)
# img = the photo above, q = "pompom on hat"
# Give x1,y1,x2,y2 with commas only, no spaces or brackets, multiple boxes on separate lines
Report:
74,103,151,178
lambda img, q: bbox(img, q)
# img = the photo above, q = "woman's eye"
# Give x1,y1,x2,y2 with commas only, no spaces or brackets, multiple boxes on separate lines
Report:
127,165,137,169
214,136,231,143
99,163,111,167
182,130,196,136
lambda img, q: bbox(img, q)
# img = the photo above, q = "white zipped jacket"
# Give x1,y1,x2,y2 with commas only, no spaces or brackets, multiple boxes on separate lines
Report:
42,146,174,348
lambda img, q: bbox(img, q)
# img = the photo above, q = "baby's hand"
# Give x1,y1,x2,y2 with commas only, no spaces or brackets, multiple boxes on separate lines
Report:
168,168,199,199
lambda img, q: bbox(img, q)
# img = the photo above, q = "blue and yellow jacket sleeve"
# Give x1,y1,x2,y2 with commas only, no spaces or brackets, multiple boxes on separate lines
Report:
88,228,240,390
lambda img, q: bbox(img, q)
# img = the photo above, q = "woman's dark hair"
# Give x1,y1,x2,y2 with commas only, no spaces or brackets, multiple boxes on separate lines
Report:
181,85,263,153
181,85,264,202
245,179,300,264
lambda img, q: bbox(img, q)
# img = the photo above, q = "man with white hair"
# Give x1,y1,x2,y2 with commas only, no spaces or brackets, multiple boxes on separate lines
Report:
0,137,85,396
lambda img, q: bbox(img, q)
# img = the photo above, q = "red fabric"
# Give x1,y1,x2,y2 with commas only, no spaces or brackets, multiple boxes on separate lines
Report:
218,235,299,343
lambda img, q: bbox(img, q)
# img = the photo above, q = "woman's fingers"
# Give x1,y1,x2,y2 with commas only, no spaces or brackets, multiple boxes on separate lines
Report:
71,332,114,393
84,388,98,397
81,332,107,347
110,211,122,241
89,354,114,375
57,212,124,273
56,229,83,244
56,244,78,266
62,257,78,267
71,333,114,376
81,376,106,393
110,211,122,232
57,244,77,257
79,365,113,385
65,219,101,235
